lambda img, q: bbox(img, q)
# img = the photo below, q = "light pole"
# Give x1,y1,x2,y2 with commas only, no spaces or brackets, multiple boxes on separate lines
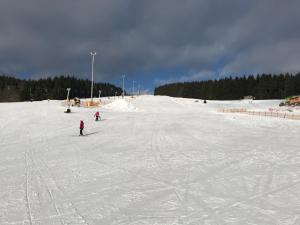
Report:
29,87,32,102
122,74,125,98
90,52,96,103
132,80,135,96
99,90,101,102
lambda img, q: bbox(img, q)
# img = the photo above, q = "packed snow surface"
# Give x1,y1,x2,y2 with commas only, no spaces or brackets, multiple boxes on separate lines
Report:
0,95,299,225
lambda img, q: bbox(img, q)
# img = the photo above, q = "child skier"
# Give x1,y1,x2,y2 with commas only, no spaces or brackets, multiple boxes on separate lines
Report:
94,111,100,121
79,120,84,135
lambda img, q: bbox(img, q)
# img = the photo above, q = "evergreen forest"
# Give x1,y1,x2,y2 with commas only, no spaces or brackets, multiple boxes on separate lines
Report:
0,75,123,102
154,73,300,100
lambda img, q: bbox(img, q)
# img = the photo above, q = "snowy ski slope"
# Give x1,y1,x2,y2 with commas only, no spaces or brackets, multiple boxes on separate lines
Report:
0,95,299,225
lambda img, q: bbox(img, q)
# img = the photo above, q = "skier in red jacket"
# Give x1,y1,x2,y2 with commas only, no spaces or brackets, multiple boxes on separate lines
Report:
94,111,100,121
79,120,84,135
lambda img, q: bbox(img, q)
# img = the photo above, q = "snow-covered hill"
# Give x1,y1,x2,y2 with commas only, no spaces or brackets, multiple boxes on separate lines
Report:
0,96,299,225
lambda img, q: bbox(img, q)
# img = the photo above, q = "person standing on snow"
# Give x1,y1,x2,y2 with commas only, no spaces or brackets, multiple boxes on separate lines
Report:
79,120,84,135
94,111,100,121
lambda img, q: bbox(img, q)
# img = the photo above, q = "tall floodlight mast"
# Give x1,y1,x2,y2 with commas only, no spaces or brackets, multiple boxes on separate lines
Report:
132,80,135,96
90,52,97,103
99,90,101,102
122,74,125,98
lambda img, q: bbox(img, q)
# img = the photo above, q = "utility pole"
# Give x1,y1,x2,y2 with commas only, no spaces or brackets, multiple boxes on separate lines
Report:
138,84,140,96
29,87,32,102
132,80,135,96
122,74,125,98
90,52,96,103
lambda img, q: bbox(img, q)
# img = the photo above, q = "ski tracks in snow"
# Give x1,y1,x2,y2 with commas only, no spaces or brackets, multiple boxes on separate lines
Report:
37,133,90,225
24,146,33,225
20,128,90,225
145,113,226,224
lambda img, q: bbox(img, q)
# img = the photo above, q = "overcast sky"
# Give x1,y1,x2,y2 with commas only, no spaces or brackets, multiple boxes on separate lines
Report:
0,0,299,91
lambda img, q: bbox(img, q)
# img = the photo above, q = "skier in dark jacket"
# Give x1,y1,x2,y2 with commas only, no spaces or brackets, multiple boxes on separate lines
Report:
79,120,84,135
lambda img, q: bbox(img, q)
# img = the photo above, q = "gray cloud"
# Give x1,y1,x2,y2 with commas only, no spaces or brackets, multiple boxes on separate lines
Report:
0,0,299,84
